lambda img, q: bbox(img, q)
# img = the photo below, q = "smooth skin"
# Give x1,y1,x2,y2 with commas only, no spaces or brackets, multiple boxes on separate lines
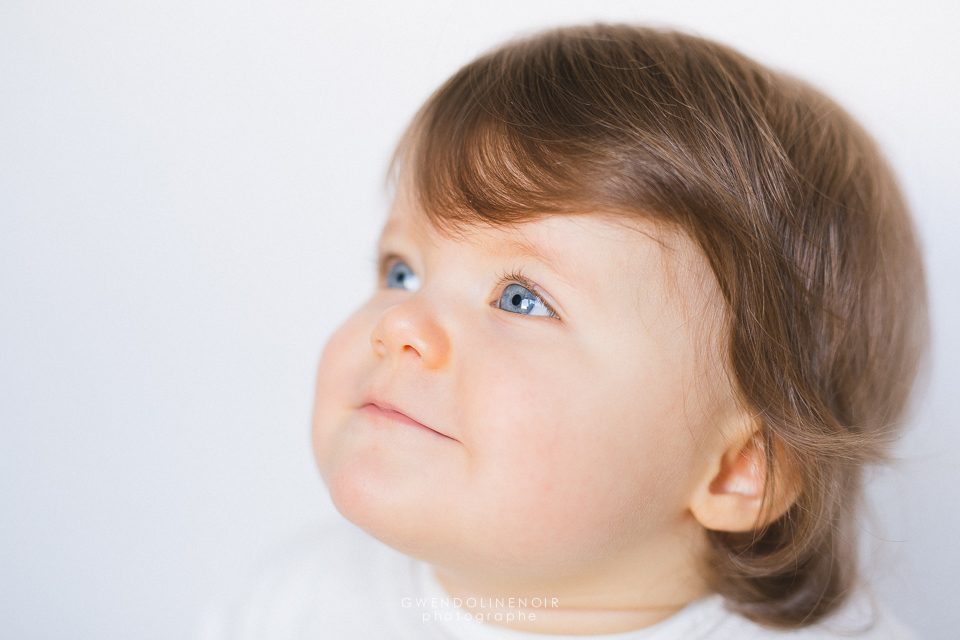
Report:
311,183,780,634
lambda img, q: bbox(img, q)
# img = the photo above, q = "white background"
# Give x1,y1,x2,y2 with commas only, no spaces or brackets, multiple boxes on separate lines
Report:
1,1,957,638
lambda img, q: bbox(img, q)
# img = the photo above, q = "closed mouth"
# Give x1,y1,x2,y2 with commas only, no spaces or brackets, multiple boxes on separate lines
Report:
359,402,456,441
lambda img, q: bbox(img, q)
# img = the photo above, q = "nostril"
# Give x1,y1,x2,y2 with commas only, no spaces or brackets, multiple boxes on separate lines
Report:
370,335,387,359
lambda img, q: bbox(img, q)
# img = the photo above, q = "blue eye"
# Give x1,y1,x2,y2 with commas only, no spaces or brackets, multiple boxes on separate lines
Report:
497,283,556,317
385,261,420,291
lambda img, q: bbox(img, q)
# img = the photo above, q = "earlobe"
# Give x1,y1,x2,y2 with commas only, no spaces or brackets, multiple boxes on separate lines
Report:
689,429,798,533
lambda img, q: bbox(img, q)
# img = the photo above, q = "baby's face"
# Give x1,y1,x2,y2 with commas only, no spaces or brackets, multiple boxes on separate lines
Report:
312,186,739,589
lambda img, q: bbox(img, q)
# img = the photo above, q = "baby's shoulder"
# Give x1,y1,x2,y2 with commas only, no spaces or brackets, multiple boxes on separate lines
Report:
197,517,418,640
707,595,916,640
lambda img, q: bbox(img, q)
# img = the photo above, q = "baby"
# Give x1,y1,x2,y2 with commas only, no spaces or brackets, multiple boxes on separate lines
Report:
207,24,927,639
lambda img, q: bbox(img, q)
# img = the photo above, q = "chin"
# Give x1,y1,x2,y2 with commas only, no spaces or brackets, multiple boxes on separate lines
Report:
321,443,447,555
326,468,389,533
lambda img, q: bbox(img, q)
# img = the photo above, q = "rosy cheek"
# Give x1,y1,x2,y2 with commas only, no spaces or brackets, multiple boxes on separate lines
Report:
463,344,677,547
465,376,604,530
311,313,373,476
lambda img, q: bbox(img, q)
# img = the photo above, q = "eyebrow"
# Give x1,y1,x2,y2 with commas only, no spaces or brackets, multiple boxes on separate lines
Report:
479,232,584,298
377,216,406,247
485,234,562,273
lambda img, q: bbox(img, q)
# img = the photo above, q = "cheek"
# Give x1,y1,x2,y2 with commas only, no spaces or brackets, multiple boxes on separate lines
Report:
311,311,374,480
460,342,700,553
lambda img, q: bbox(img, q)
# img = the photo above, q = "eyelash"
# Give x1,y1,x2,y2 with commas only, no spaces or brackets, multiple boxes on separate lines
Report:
377,253,404,283
494,269,560,319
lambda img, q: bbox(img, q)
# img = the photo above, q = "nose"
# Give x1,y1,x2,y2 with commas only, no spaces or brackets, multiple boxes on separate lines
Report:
371,297,450,370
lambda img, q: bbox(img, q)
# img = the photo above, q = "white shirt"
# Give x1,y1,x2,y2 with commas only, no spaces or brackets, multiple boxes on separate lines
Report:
198,518,915,640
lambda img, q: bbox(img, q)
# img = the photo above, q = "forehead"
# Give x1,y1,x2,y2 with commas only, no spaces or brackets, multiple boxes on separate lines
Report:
380,186,649,269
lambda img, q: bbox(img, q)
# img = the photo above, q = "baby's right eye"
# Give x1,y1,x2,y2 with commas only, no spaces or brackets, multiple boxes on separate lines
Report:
385,261,421,292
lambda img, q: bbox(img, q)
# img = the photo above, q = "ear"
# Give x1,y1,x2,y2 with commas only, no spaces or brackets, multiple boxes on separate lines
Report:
688,427,798,533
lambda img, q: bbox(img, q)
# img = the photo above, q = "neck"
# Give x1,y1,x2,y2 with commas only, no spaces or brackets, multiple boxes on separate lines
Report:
430,531,711,635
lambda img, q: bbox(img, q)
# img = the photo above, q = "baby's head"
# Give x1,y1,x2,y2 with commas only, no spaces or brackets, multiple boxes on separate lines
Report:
312,24,927,630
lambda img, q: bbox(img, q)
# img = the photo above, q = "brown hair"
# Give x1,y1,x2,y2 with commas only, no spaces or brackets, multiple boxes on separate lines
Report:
393,24,928,627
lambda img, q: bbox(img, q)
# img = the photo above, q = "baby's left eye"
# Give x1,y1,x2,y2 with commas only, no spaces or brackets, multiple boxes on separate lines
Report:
496,283,557,318
385,261,421,292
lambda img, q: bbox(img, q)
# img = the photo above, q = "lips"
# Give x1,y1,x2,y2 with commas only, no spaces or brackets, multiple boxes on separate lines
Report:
358,399,455,441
